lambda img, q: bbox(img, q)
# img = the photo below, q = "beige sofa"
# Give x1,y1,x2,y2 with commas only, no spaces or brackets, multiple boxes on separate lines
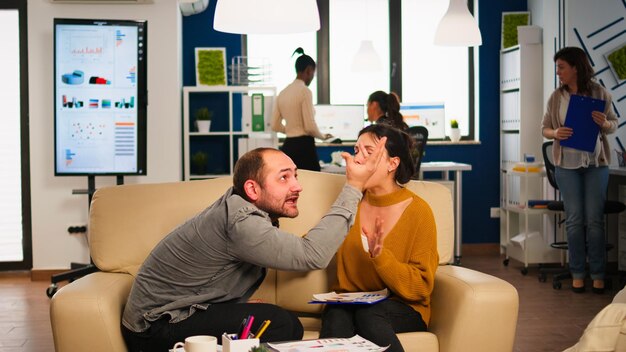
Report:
50,170,519,352
563,287,626,351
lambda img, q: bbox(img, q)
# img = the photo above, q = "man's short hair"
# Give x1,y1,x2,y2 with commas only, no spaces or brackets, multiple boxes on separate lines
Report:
233,148,277,201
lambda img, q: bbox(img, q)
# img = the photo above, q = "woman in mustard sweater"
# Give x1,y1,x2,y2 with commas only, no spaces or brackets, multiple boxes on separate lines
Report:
319,124,438,352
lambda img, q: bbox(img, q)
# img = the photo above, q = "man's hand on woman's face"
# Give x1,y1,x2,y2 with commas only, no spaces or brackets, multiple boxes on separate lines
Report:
342,136,387,192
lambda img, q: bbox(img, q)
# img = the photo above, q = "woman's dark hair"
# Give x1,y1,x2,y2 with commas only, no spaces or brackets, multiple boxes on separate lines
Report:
292,47,316,73
368,90,408,130
358,124,415,184
554,46,595,95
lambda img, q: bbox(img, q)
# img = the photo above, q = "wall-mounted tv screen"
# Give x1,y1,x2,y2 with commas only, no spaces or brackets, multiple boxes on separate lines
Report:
54,18,147,175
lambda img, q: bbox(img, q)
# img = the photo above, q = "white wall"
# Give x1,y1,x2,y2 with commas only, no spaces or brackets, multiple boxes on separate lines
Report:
28,0,182,269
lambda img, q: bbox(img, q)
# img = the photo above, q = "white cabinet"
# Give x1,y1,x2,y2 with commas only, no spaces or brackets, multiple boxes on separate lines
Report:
183,86,277,180
499,26,560,272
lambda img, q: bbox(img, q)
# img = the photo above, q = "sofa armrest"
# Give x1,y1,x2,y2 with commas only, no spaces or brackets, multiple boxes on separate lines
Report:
50,272,133,352
430,265,519,352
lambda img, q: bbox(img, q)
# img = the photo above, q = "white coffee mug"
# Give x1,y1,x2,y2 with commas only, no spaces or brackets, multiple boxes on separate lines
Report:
172,335,217,352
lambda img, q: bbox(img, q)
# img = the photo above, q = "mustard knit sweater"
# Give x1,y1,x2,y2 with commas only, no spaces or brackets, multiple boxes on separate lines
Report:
334,187,438,325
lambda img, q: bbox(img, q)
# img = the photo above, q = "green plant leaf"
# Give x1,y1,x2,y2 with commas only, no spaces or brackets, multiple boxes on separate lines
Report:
608,45,626,80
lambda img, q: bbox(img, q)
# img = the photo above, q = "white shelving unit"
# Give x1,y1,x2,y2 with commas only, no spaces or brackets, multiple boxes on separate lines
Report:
183,86,277,180
501,169,561,273
499,26,560,273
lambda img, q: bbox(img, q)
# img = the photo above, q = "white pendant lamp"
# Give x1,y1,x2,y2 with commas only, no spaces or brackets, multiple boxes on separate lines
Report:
214,0,320,35
434,0,482,46
352,40,382,72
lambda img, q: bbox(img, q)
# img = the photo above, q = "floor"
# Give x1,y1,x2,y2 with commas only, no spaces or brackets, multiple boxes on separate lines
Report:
0,253,620,352
0,275,53,352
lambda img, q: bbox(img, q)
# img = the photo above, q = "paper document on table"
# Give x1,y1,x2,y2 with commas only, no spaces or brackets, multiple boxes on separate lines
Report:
268,334,388,352
309,288,389,304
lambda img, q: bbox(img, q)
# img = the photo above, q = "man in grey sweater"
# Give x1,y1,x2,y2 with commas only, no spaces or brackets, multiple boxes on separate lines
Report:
121,140,386,352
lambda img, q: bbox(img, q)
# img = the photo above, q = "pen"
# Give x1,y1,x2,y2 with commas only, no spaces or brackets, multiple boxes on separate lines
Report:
254,320,271,339
237,317,248,339
240,315,255,339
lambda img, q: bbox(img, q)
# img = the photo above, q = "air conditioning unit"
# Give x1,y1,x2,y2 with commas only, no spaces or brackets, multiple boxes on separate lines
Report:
179,0,209,16
50,0,153,4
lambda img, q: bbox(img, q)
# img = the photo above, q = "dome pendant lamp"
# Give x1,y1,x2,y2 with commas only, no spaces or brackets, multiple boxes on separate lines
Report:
434,0,482,46
213,0,321,35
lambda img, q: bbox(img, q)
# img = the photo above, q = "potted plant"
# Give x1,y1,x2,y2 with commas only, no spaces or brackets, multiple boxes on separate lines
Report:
449,119,461,142
195,107,213,133
249,346,270,352
191,151,209,175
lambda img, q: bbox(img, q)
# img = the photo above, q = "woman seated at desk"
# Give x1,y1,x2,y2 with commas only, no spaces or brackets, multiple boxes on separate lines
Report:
367,90,408,130
320,124,438,352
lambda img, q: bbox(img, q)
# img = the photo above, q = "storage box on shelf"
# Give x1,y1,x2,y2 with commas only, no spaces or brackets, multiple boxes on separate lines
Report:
183,86,277,180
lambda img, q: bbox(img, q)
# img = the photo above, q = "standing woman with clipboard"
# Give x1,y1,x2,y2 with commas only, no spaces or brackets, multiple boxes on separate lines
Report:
271,48,332,171
541,46,618,294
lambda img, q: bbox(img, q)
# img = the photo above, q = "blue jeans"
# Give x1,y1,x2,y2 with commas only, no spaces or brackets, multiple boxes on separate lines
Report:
555,166,608,281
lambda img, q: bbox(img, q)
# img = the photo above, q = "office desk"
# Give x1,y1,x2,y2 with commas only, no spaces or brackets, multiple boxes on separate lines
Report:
610,166,626,177
320,161,472,265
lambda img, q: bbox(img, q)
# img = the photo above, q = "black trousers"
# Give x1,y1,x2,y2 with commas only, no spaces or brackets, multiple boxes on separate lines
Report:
122,303,303,352
319,299,427,352
281,135,321,171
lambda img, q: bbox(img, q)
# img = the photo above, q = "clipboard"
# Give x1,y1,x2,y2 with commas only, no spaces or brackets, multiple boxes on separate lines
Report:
560,95,605,153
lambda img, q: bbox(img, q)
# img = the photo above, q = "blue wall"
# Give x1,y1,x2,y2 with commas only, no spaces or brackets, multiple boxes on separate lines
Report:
182,1,528,245
182,0,241,86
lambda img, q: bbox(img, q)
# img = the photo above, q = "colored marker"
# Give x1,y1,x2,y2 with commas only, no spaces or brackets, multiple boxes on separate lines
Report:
240,315,254,339
236,317,248,339
254,320,271,339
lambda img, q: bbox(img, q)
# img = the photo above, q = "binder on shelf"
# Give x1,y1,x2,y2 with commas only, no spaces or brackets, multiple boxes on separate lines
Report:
560,95,605,153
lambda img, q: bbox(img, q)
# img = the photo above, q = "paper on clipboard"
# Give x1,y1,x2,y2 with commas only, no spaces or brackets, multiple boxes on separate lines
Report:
560,95,605,153
309,288,389,304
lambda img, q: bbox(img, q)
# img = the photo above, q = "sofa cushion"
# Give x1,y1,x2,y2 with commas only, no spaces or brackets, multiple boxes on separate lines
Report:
89,177,233,275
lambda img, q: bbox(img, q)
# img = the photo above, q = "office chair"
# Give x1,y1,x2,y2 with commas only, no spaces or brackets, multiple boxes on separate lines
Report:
407,126,428,179
538,141,570,288
538,141,625,290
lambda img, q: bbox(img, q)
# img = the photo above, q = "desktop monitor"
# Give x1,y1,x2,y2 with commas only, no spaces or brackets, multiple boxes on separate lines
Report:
400,102,445,139
54,18,147,175
314,104,366,141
